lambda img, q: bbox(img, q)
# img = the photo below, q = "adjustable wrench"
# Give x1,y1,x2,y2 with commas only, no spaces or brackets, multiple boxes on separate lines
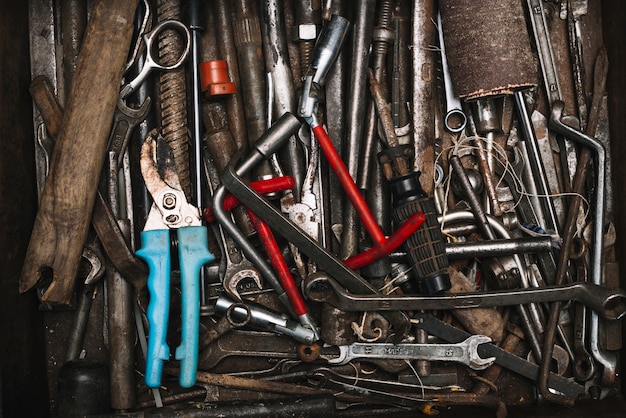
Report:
327,335,495,370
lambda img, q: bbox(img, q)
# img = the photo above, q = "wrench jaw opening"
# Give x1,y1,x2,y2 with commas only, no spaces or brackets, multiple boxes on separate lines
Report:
466,335,497,371
223,270,264,302
598,291,626,321
325,346,350,365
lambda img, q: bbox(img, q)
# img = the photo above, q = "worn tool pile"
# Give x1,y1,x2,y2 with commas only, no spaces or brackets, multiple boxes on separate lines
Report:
23,0,624,416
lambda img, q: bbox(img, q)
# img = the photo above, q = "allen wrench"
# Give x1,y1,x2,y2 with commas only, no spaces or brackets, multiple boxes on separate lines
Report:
217,114,411,340
212,113,319,338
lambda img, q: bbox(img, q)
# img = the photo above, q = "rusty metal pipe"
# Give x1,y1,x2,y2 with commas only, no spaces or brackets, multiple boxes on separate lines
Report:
232,0,273,180
261,0,305,196
339,0,376,259
213,0,248,153
157,0,191,197
411,0,437,194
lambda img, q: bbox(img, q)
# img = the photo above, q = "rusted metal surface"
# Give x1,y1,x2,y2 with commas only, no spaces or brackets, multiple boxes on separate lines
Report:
438,0,537,100
6,0,626,416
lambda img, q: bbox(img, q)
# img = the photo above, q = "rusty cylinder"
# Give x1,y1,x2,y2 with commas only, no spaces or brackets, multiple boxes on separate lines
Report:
438,0,537,100
157,0,191,197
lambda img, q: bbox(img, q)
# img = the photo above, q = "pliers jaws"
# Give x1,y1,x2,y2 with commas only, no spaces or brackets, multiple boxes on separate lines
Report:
140,130,202,230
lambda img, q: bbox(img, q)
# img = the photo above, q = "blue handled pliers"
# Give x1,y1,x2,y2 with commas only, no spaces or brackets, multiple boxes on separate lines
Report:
136,130,214,388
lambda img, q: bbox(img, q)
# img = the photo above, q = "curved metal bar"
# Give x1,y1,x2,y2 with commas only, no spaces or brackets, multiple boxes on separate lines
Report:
304,273,626,321
549,100,615,385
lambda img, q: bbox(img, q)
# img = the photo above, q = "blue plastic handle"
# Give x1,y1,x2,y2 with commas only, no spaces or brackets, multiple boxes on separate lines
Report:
136,229,171,388
175,226,215,388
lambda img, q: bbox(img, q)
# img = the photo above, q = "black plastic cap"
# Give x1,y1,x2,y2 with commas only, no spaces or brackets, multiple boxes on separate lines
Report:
419,272,451,295
389,172,426,205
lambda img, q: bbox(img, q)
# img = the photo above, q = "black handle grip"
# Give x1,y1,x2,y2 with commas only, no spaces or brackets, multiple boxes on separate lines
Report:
391,173,450,295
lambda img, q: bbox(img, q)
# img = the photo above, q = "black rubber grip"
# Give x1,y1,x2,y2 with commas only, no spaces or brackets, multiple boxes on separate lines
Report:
388,170,450,295
394,196,450,295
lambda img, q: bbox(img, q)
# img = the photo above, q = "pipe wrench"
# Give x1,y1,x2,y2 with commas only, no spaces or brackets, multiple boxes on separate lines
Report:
137,130,215,388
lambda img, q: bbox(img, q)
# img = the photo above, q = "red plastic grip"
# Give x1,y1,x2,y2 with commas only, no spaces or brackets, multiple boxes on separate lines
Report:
312,124,386,248
344,211,426,270
246,209,308,316
204,176,295,222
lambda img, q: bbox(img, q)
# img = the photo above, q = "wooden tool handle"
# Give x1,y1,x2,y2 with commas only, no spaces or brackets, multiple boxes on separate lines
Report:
20,0,140,305
29,75,63,138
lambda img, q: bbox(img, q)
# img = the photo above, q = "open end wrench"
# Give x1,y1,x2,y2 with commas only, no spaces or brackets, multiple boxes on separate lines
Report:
81,244,106,285
327,335,495,370
412,313,586,399
108,95,151,169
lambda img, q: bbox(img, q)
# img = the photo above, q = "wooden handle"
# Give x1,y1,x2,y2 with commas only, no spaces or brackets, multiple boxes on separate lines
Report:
19,0,140,305
29,75,63,138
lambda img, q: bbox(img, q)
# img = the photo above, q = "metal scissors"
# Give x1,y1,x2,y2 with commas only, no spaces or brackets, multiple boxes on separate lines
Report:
136,130,214,389
120,19,191,99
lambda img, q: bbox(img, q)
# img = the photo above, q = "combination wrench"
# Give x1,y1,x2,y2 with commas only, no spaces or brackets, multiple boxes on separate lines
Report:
549,100,616,387
218,223,263,301
437,10,466,133
327,335,495,370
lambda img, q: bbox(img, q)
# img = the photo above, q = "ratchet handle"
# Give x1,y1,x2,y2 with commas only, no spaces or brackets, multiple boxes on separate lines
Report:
136,229,171,388
175,226,215,388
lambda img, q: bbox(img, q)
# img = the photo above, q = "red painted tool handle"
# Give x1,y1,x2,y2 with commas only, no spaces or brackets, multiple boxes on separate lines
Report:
204,176,295,222
312,124,386,247
246,209,308,317
344,211,426,270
